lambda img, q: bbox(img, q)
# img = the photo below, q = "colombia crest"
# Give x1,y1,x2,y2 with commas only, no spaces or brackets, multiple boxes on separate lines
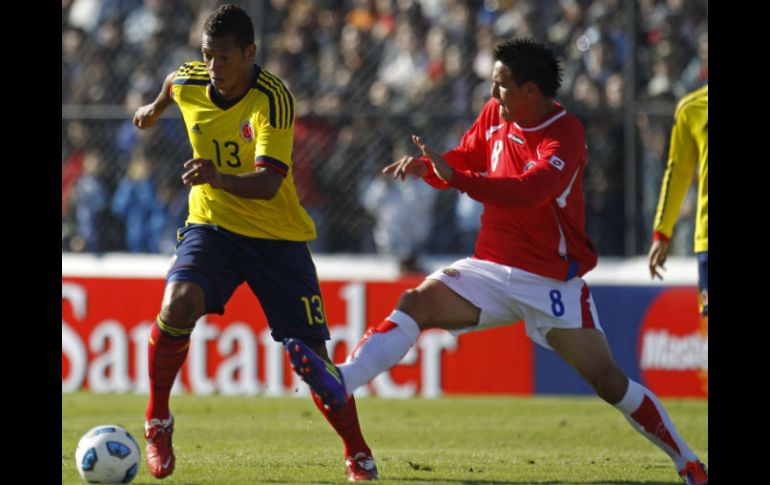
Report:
240,121,254,143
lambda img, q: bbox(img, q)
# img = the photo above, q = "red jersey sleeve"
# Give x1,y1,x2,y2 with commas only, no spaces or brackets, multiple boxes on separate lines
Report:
449,120,586,207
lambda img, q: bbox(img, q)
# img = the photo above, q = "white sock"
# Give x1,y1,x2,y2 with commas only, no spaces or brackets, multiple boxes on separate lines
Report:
338,310,421,394
614,379,698,471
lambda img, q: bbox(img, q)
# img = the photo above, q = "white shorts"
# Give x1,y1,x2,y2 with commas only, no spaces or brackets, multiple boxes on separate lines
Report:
426,258,603,350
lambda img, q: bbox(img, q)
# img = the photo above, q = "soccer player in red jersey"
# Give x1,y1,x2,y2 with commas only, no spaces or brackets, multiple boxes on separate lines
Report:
133,4,377,481
286,38,707,485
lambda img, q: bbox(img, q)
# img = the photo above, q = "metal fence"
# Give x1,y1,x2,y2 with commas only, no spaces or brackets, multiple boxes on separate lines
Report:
62,0,707,259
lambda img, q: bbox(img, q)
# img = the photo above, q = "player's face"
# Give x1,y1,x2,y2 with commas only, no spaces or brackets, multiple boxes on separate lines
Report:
201,34,255,95
490,61,531,123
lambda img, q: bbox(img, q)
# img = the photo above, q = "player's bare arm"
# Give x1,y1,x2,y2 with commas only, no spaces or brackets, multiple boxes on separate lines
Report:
647,239,669,280
182,158,283,199
133,71,177,130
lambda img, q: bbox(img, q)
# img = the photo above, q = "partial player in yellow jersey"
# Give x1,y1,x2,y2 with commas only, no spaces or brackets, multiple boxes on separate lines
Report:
132,4,378,481
648,84,708,316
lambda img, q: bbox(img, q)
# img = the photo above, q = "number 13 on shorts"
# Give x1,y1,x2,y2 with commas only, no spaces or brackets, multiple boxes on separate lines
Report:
300,295,327,325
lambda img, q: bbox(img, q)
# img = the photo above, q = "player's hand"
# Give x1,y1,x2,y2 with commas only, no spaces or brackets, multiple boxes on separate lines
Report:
133,103,162,130
412,135,453,182
182,158,221,188
382,155,428,181
648,239,670,280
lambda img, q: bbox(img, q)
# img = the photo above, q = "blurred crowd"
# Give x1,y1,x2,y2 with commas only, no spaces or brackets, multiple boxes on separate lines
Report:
62,0,707,266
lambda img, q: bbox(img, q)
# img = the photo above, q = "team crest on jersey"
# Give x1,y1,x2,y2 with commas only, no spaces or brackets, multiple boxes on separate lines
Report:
240,121,255,143
442,268,460,278
524,161,536,171
549,155,565,171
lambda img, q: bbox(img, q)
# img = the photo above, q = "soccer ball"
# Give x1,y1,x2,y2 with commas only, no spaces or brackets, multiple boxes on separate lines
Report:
75,425,141,483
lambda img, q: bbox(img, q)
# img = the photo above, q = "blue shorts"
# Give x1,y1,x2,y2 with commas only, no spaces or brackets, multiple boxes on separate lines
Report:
697,251,708,316
167,224,330,342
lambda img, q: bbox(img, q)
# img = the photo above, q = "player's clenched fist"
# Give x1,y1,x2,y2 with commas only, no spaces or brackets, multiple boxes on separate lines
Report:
133,103,161,130
182,158,221,188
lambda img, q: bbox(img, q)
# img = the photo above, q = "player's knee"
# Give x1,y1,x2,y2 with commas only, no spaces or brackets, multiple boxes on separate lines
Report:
396,288,434,328
395,289,418,316
160,286,204,329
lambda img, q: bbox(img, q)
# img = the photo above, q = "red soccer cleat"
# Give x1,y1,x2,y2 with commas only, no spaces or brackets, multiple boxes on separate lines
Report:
679,460,708,485
145,415,175,479
345,452,379,481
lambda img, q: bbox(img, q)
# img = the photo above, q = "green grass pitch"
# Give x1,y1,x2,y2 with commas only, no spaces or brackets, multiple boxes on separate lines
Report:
62,392,707,484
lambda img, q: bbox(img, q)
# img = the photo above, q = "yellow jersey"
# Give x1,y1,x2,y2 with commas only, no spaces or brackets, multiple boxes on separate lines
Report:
172,61,316,241
653,84,708,253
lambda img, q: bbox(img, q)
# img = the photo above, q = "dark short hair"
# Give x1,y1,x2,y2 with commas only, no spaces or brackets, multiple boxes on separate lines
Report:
494,38,563,98
203,4,254,50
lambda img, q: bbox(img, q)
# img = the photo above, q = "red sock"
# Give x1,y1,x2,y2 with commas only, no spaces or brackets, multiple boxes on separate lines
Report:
145,318,191,422
311,392,372,458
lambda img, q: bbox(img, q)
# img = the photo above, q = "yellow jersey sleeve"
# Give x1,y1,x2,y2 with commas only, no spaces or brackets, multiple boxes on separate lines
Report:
653,85,708,252
252,68,295,175
249,70,294,175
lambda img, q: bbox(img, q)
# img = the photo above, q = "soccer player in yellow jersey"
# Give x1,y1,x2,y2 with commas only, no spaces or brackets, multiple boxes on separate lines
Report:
132,4,378,481
648,84,708,316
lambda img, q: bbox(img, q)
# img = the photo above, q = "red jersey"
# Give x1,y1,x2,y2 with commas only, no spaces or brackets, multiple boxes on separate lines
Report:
423,98,597,280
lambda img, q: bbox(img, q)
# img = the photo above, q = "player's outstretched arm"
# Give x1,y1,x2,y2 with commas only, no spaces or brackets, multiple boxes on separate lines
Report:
412,135,453,182
382,135,455,182
382,155,428,181
133,71,177,130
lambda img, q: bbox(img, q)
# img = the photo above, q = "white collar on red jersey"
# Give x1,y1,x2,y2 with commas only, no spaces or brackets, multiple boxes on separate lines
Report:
514,105,566,132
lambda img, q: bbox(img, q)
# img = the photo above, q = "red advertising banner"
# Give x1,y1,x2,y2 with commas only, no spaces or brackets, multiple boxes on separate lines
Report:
637,288,708,398
62,278,534,397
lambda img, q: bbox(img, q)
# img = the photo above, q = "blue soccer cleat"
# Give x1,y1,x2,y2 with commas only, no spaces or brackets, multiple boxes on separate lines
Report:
284,338,348,411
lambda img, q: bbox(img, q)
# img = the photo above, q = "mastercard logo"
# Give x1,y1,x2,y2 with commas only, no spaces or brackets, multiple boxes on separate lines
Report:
637,288,708,398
